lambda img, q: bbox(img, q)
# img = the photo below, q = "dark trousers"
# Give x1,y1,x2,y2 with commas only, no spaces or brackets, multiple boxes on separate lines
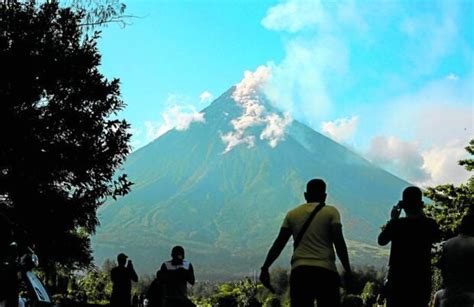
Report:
385,272,431,307
290,265,341,307
386,291,431,307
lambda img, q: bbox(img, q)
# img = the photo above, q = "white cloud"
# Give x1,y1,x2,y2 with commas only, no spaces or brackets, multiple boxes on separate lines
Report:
199,91,213,103
263,37,348,129
261,0,356,129
220,132,255,154
366,136,430,183
363,73,473,186
145,105,205,141
421,140,471,186
366,136,471,187
261,0,328,33
377,75,473,147
145,121,169,141
220,66,292,153
446,73,459,81
232,65,272,103
260,112,293,148
322,116,358,143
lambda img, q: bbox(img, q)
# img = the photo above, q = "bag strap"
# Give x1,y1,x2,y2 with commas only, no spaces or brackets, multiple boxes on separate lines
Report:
293,203,325,250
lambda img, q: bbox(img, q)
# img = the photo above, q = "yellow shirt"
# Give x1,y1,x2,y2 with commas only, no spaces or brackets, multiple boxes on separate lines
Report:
282,203,341,272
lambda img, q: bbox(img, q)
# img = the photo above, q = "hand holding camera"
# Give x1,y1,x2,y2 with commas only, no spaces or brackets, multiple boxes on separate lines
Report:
391,201,403,220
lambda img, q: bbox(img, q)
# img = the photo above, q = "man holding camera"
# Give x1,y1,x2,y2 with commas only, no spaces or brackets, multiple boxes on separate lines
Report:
378,186,440,307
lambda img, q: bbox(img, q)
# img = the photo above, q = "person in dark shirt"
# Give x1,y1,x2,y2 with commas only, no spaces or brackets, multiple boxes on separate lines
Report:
160,246,195,307
378,186,440,307
147,269,165,307
110,253,139,307
432,213,474,307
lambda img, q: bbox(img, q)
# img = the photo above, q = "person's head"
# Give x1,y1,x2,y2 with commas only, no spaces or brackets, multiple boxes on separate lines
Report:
400,186,424,213
304,179,327,203
171,245,185,261
459,213,474,236
117,253,128,266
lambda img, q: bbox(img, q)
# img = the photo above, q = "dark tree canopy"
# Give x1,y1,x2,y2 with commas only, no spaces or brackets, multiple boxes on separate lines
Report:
0,1,132,269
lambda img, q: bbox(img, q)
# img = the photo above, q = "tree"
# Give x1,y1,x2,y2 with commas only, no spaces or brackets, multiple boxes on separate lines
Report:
78,267,113,304
101,258,116,274
0,0,131,272
425,139,473,240
66,0,136,30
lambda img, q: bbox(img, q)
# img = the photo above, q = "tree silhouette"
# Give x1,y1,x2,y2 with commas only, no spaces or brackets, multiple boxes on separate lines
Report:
0,0,132,272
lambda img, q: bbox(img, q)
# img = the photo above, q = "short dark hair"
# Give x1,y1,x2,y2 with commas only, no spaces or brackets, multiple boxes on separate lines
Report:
171,245,185,257
401,186,423,210
306,179,326,195
117,253,127,265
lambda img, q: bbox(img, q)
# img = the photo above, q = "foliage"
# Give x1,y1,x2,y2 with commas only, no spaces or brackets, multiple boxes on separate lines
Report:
190,266,387,306
78,268,112,304
193,278,264,307
269,267,289,296
344,266,385,297
425,139,473,240
64,0,136,30
360,281,377,306
50,266,390,306
0,0,131,272
101,258,116,274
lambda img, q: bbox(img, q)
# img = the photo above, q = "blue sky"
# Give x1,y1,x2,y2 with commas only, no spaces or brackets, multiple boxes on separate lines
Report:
97,0,473,187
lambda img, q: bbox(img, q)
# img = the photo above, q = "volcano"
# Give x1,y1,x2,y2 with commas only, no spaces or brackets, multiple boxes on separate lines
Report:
92,80,408,279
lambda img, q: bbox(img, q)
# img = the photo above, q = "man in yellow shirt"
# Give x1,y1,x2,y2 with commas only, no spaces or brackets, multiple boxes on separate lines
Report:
260,179,352,307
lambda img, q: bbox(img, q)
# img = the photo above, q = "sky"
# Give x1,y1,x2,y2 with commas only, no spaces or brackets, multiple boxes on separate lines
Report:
97,0,474,187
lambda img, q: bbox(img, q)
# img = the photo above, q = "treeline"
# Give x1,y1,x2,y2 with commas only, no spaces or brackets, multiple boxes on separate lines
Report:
191,266,386,306
47,263,385,306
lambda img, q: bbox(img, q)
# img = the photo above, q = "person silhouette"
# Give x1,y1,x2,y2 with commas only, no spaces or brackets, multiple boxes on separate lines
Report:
147,269,165,307
0,206,19,307
432,213,474,307
160,246,195,307
378,186,440,307
259,178,352,307
110,253,139,307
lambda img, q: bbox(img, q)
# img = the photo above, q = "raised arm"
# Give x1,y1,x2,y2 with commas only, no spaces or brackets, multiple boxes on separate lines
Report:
378,206,400,246
378,222,393,246
127,261,139,282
